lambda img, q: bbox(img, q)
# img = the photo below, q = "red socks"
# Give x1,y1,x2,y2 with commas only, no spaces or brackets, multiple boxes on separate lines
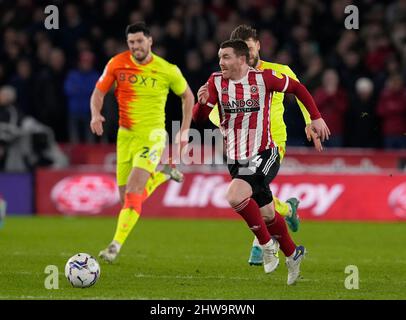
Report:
232,197,296,257
233,198,271,245
266,212,296,256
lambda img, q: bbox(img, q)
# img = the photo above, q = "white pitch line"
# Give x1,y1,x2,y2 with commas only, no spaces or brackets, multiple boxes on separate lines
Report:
0,295,174,300
134,273,398,284
133,273,260,281
0,271,34,275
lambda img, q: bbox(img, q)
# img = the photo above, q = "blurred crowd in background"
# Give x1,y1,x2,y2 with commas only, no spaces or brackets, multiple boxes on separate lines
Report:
0,0,406,170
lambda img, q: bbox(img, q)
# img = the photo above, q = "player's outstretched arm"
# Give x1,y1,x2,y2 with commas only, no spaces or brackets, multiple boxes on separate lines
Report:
284,68,323,151
290,82,330,142
296,98,323,150
90,87,106,136
264,70,331,142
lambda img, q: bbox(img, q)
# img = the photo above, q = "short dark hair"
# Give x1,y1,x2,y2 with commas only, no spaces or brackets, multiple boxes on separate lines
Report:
125,22,151,38
220,39,249,62
230,24,258,41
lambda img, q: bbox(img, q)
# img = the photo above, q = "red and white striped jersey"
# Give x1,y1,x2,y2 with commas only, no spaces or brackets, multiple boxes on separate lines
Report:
205,68,292,160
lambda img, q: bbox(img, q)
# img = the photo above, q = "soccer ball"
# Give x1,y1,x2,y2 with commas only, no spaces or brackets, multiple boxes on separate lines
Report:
65,253,100,288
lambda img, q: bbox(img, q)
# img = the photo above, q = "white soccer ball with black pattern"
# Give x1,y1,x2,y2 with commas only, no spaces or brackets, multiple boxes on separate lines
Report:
65,253,100,288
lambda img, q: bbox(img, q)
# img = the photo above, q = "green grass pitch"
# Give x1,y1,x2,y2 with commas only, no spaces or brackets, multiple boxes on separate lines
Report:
1,216,406,300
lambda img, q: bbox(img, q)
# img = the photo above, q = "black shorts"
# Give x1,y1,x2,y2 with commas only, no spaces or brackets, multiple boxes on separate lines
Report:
228,147,280,208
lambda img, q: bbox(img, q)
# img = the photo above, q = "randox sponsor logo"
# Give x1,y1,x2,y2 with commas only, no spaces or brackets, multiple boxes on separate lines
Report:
221,99,259,112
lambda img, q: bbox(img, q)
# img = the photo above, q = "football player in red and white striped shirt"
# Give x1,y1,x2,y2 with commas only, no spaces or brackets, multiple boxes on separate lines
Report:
193,39,330,283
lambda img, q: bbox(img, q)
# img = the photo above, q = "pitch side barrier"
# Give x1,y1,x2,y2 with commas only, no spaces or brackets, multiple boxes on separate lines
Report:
31,145,406,220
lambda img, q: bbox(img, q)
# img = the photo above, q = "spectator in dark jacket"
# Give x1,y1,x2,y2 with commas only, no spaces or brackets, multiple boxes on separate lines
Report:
348,78,380,148
9,58,35,116
34,48,68,142
64,50,99,143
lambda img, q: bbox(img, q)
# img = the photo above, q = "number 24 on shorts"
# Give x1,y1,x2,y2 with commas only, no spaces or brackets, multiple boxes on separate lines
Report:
140,147,158,162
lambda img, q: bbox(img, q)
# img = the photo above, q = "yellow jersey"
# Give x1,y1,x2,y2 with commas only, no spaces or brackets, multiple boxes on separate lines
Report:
96,51,187,134
209,60,311,144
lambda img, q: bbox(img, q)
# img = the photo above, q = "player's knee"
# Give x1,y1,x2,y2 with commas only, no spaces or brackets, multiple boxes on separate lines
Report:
226,180,252,207
126,167,151,193
226,194,246,208
263,215,273,227
226,189,249,208
261,208,275,228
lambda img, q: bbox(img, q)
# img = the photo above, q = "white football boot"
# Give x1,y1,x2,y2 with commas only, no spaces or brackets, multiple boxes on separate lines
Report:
161,163,184,182
262,238,280,273
98,241,120,263
286,245,306,285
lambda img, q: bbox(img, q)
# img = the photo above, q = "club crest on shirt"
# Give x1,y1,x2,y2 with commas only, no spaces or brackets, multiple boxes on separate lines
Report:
221,87,228,94
250,85,258,94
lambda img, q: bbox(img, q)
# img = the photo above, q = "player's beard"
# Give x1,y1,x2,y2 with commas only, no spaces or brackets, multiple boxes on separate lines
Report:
132,50,148,63
250,55,259,68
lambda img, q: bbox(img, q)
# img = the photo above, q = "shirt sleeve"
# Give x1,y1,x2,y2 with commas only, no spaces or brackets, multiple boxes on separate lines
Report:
263,69,321,120
169,64,188,96
262,69,291,93
205,74,219,107
95,58,116,93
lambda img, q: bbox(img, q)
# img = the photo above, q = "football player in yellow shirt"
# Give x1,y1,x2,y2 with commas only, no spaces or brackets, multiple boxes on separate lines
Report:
90,22,194,263
204,25,322,265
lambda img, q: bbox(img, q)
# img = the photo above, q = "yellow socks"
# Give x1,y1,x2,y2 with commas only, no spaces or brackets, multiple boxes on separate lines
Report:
143,171,169,200
112,172,169,246
113,193,142,245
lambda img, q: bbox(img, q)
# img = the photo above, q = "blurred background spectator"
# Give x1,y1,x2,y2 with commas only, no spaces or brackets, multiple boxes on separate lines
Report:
64,50,99,143
377,73,406,149
0,85,68,171
348,77,380,148
313,69,349,147
0,0,404,155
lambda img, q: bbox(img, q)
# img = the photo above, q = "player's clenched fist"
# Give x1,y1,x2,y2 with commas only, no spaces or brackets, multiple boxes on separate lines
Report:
197,83,209,105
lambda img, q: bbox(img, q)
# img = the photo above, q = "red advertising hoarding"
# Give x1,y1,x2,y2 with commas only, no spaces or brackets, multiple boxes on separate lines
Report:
36,168,406,221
